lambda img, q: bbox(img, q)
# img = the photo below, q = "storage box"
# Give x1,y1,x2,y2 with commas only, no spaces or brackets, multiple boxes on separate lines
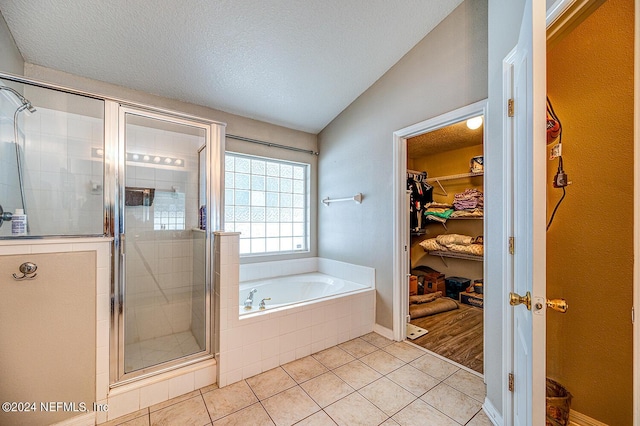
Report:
460,292,484,309
445,276,470,300
411,266,445,295
423,278,446,295
409,275,418,296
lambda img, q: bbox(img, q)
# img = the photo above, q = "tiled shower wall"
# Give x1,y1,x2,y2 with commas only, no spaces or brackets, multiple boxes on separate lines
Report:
124,123,203,344
1,104,103,237
0,92,28,226
192,230,207,350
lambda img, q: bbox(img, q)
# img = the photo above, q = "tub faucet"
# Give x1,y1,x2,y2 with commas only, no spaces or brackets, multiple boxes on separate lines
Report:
244,288,257,310
259,298,271,310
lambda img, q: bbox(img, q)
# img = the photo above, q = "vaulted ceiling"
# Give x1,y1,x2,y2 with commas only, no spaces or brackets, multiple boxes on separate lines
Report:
0,0,463,133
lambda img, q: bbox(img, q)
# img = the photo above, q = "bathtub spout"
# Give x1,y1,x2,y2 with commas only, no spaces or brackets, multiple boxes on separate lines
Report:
244,288,258,310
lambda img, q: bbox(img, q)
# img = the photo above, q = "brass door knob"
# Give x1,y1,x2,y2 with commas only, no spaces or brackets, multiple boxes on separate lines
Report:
509,291,531,310
545,299,568,313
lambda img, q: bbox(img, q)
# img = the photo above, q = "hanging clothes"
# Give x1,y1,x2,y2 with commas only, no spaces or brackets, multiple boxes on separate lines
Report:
407,172,433,231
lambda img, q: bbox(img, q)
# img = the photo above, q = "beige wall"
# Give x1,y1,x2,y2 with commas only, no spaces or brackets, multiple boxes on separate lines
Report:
0,251,96,426
317,0,487,328
546,0,634,423
0,11,23,76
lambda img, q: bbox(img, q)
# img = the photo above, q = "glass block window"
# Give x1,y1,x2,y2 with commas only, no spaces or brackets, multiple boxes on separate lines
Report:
153,191,186,231
224,152,309,255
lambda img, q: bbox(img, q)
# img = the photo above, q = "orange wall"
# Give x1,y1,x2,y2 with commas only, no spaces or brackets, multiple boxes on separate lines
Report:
546,0,633,423
410,144,483,205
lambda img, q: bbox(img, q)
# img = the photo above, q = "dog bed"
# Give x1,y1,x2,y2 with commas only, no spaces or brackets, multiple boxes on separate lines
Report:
409,296,459,319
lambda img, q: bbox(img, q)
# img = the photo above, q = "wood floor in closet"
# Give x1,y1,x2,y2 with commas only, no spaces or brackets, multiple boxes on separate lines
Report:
409,304,483,374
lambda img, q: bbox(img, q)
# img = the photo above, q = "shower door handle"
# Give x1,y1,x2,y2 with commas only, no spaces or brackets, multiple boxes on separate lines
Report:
120,233,126,256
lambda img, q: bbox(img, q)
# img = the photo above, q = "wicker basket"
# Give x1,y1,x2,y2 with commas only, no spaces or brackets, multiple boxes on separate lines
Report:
546,378,572,426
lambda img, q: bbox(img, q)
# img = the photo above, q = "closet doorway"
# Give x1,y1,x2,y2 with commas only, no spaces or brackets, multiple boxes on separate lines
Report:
392,100,487,376
406,118,484,373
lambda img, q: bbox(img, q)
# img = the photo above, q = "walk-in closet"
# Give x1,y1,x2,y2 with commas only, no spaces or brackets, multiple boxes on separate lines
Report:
406,117,484,374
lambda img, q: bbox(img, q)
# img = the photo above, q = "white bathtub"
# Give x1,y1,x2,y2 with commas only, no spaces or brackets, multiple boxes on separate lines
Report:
239,272,369,315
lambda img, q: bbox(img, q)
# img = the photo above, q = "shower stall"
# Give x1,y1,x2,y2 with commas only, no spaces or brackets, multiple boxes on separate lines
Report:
115,107,218,382
0,75,223,386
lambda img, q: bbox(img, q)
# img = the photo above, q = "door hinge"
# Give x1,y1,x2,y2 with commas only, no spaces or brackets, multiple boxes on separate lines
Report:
508,98,514,117
406,315,411,323
632,307,635,324
508,373,515,392
509,237,515,255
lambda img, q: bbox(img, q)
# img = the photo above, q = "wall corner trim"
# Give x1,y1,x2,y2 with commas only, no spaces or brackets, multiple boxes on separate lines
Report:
482,397,503,426
373,323,394,340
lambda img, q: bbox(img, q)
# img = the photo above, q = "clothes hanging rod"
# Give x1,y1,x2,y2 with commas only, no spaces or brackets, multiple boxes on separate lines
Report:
407,169,426,176
227,134,319,156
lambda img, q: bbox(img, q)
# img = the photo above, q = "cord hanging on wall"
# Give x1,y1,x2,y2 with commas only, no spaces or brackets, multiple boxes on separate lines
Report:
547,96,570,231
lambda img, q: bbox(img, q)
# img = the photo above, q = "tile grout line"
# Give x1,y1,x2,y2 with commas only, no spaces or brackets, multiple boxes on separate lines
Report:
104,334,488,426
197,392,214,426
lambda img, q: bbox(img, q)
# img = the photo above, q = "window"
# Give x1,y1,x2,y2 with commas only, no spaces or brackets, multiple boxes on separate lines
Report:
153,190,186,231
224,152,309,255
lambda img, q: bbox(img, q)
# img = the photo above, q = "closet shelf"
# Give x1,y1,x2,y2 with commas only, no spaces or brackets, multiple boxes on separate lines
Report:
428,250,483,262
425,171,483,183
424,171,483,196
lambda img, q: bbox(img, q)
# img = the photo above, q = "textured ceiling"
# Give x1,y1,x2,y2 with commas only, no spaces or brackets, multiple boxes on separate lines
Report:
407,117,483,158
0,0,463,134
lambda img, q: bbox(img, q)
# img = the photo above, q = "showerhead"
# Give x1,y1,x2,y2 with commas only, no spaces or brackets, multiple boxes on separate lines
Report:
0,85,36,114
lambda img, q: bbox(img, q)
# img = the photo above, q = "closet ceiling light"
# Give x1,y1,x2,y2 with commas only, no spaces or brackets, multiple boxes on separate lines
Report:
466,116,483,130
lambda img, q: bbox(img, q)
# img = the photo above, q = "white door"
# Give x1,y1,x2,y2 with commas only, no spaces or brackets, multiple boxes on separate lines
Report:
510,0,547,424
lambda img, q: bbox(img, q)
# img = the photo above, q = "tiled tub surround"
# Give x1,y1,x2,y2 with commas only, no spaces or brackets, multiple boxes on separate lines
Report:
0,239,217,425
216,232,376,388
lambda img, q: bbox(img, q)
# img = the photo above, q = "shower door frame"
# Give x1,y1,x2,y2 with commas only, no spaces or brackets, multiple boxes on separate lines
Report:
0,72,226,386
109,102,225,386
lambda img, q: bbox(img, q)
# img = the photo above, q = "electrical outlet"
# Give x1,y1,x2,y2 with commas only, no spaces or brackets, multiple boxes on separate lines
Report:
549,144,562,160
553,171,569,188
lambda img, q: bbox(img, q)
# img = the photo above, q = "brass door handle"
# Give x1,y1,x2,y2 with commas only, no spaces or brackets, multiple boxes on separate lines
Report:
509,291,531,310
541,299,568,313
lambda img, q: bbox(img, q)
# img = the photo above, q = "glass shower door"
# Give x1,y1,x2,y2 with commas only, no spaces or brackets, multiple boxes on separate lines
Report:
120,109,210,376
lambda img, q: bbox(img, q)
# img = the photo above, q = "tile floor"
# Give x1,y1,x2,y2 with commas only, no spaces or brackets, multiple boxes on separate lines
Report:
102,333,492,426
124,331,203,372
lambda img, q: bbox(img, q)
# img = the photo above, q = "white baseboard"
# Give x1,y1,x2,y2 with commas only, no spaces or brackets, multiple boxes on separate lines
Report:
569,409,609,426
373,323,394,340
482,397,503,426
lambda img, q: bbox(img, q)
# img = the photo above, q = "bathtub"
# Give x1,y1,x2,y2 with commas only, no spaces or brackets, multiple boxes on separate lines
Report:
216,239,376,387
239,272,369,315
